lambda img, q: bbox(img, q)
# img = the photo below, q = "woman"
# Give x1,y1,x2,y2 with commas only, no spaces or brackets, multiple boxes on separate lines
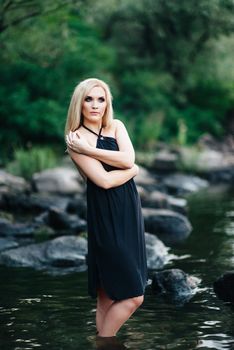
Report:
65,78,148,339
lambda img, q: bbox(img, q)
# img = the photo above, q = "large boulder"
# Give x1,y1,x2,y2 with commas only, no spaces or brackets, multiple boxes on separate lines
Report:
1,193,71,213
152,150,179,172
135,166,156,186
32,167,84,194
142,208,192,245
163,173,209,195
0,170,29,193
47,207,86,233
45,235,88,267
141,190,187,215
0,237,19,252
145,232,172,269
151,268,201,303
0,218,39,237
0,235,88,274
66,195,87,219
180,146,234,183
213,272,234,303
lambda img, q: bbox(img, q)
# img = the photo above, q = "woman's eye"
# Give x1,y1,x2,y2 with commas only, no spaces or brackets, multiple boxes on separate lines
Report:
84,96,92,102
98,97,105,102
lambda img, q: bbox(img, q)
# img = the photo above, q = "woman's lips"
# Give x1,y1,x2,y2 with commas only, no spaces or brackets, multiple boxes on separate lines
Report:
90,112,99,115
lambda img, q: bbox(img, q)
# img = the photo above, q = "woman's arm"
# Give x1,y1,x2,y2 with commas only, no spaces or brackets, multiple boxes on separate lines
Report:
67,119,135,169
68,148,138,190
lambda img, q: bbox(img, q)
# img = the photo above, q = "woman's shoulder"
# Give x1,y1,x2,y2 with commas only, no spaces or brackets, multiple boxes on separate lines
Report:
112,119,126,132
108,119,126,138
112,119,125,127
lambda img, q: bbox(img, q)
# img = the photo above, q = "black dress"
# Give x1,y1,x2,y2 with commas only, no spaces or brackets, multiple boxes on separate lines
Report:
83,124,148,301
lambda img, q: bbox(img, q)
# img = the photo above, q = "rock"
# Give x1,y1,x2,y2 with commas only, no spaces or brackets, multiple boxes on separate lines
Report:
0,237,19,251
33,211,49,225
142,208,192,245
46,235,87,267
152,150,178,171
1,193,71,213
180,147,234,183
145,232,172,269
0,239,49,268
213,272,234,303
151,268,201,303
135,166,156,186
167,195,187,215
0,218,38,237
66,196,87,219
32,167,84,194
0,170,29,193
141,190,168,209
141,190,187,215
47,207,87,233
163,173,209,195
136,185,149,201
0,235,87,273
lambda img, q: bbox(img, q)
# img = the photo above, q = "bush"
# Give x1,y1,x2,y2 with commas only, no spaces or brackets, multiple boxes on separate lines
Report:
6,146,59,180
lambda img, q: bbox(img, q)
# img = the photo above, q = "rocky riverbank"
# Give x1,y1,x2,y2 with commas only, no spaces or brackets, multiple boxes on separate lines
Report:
0,137,233,303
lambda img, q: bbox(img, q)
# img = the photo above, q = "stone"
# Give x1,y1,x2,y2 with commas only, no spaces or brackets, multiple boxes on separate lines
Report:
213,271,234,303
135,166,156,185
152,150,178,171
145,232,172,269
0,237,19,251
32,167,84,194
151,268,201,303
66,196,87,219
142,208,192,245
180,147,234,183
46,235,87,267
47,207,86,233
0,218,38,237
141,190,168,209
141,190,187,214
1,193,71,213
0,170,29,193
163,173,209,195
0,235,87,274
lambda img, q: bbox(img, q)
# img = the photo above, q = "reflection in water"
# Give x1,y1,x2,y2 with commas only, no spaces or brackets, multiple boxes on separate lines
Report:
0,186,234,349
95,335,127,350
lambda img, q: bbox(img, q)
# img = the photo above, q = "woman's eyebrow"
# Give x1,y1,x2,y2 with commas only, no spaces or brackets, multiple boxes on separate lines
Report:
85,95,105,98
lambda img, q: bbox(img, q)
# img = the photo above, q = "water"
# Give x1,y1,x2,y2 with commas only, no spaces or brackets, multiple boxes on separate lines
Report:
0,185,234,349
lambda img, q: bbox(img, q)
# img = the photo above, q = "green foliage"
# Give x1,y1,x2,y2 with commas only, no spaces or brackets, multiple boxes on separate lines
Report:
34,226,55,243
0,6,115,158
6,146,59,180
0,0,234,157
177,146,202,173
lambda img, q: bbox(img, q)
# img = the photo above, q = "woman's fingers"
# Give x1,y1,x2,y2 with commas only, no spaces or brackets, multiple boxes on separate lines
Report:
66,131,82,151
75,130,81,138
66,135,73,148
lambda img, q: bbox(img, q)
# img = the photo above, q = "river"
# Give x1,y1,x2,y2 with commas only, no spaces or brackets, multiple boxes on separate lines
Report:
0,185,233,349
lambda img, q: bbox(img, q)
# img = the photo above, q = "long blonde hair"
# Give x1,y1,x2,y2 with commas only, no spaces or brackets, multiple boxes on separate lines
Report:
64,78,114,139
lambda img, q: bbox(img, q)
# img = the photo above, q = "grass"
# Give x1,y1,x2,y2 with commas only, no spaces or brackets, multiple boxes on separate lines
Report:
6,146,59,180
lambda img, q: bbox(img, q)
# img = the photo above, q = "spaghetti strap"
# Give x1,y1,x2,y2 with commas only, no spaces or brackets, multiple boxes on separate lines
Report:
83,124,103,137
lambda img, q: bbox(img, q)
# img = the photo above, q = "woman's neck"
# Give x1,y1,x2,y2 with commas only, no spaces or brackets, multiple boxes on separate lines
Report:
82,121,102,134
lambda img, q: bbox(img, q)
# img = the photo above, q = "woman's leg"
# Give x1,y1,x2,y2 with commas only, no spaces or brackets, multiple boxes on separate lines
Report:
96,287,115,333
98,294,144,337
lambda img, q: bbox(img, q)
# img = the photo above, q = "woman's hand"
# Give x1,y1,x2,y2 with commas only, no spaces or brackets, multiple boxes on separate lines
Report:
132,164,139,177
66,130,91,154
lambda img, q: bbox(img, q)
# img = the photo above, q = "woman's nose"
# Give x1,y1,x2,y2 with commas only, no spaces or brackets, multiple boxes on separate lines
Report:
92,100,98,109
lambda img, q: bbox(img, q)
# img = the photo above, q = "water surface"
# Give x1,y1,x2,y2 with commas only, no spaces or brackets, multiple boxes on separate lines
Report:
0,185,234,349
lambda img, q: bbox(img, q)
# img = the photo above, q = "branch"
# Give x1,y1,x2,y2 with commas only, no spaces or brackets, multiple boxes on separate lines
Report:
0,0,72,33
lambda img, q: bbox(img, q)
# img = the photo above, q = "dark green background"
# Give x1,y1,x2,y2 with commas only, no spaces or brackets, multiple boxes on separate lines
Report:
1,0,234,159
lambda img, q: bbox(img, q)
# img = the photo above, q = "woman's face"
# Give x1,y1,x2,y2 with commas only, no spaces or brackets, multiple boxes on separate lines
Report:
82,86,107,123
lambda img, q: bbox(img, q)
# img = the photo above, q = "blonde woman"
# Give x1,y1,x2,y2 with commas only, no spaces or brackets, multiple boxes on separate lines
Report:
65,78,148,340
